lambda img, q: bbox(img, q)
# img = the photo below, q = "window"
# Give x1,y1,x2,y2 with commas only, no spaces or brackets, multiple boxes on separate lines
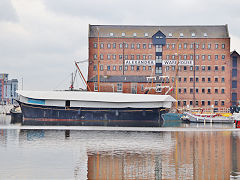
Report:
113,43,116,49
215,66,218,71
215,101,218,106
110,32,114,37
136,55,140,60
178,44,182,49
196,66,199,71
100,65,103,71
167,44,170,49
124,43,128,48
190,55,193,60
107,65,111,71
208,101,211,106
172,43,175,49
207,88,211,94
202,77,205,82
180,33,184,37
119,43,123,48
94,43,97,48
156,45,162,52
178,88,181,94
143,44,146,49
221,77,225,83
184,43,187,49
183,66,187,71
133,33,137,37
202,88,205,94
232,80,237,88
208,66,211,71
184,77,187,82
208,55,211,60
222,66,225,71
190,88,193,94
143,66,146,71
215,55,218,60
93,54,97,60
148,43,152,49
233,57,237,67
202,101,205,106
184,88,187,93
148,55,152,60
208,43,211,49
166,66,169,71
136,66,140,71
202,43,205,49
196,44,199,49
119,55,122,59
196,55,199,60
202,55,205,60
166,55,169,60
196,77,199,82
124,55,128,60
215,89,219,94
222,55,225,60
192,33,196,37
221,88,225,94
113,65,116,71
208,77,211,83
196,88,199,94
215,77,218,82
112,54,116,60
94,83,98,91
93,65,97,71
137,44,140,49
148,66,152,71
144,33,148,37
202,66,206,71
107,43,111,49
100,43,104,49
124,65,128,71
184,55,187,60
232,69,237,77
156,56,162,63
190,77,193,82
131,55,134,60
178,77,181,82
172,66,175,71
232,93,237,101
215,44,219,49
169,33,173,37
222,44,225,49
190,66,193,71
131,65,134,71
196,101,199,106
190,43,194,49
131,43,135,49
204,33,208,37
141,85,144,91
100,54,103,60
122,32,125,37
183,101,187,106
178,101,181,106
119,65,122,71
221,101,225,106
117,83,123,92
107,54,111,60
143,55,146,60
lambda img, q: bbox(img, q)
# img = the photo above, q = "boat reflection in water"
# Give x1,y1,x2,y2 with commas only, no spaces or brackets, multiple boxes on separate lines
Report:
0,126,240,179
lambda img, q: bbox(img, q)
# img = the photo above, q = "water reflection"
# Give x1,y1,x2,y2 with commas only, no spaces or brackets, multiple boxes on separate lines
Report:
0,127,239,179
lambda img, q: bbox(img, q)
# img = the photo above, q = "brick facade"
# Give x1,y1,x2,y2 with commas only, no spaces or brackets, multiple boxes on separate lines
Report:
87,25,231,108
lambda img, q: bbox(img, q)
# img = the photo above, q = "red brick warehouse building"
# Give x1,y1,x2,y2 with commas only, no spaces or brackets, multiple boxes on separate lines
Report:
87,25,231,108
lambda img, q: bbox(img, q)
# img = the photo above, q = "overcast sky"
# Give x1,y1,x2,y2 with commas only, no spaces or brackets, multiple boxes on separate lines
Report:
1,0,240,90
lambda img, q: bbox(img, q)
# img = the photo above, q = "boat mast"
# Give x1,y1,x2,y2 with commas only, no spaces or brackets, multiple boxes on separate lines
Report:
97,29,100,92
75,62,92,91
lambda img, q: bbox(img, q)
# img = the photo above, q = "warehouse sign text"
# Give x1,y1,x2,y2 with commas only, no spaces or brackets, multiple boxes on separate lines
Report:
125,60,155,66
162,60,193,66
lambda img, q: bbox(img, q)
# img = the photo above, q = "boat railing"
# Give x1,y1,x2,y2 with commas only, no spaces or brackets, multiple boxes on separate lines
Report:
178,107,230,114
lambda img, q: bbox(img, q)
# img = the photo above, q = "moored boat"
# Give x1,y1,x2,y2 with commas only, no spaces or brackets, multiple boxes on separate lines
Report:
16,90,176,126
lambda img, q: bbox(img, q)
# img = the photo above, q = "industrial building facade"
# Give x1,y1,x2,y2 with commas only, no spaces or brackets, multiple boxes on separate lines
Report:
0,73,18,104
87,25,231,108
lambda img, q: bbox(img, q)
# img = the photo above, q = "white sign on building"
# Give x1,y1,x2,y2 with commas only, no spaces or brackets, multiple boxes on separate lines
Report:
162,60,193,66
125,60,155,66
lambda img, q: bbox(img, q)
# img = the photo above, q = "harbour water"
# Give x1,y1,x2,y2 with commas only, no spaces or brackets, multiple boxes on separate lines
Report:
0,115,240,179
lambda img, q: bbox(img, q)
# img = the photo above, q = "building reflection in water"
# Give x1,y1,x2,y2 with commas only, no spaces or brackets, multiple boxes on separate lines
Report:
0,127,240,179
86,131,240,180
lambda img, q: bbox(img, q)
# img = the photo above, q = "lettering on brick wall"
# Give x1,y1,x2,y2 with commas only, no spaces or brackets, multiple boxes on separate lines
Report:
125,60,156,66
162,60,193,66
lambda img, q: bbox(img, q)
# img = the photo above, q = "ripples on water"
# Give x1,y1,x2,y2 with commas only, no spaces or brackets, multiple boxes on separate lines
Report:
0,115,240,179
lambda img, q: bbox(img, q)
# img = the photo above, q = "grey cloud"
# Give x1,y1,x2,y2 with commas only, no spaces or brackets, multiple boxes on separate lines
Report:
0,0,18,22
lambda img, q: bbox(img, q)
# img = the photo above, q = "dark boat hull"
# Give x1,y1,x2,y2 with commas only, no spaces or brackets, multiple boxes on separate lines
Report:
19,102,166,127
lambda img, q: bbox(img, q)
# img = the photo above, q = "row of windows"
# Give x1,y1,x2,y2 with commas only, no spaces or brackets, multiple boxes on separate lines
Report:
177,87,225,94
165,54,226,60
107,32,209,38
93,54,226,61
165,65,225,72
166,43,225,50
178,100,225,106
93,65,153,71
93,42,226,50
93,54,153,60
176,76,225,83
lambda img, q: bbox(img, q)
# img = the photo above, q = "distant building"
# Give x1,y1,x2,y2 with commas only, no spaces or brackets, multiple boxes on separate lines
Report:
0,73,18,104
87,25,231,108
230,51,240,106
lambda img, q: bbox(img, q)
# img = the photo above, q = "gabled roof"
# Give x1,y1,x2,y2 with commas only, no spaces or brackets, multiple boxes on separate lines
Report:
89,24,229,38
231,50,240,57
